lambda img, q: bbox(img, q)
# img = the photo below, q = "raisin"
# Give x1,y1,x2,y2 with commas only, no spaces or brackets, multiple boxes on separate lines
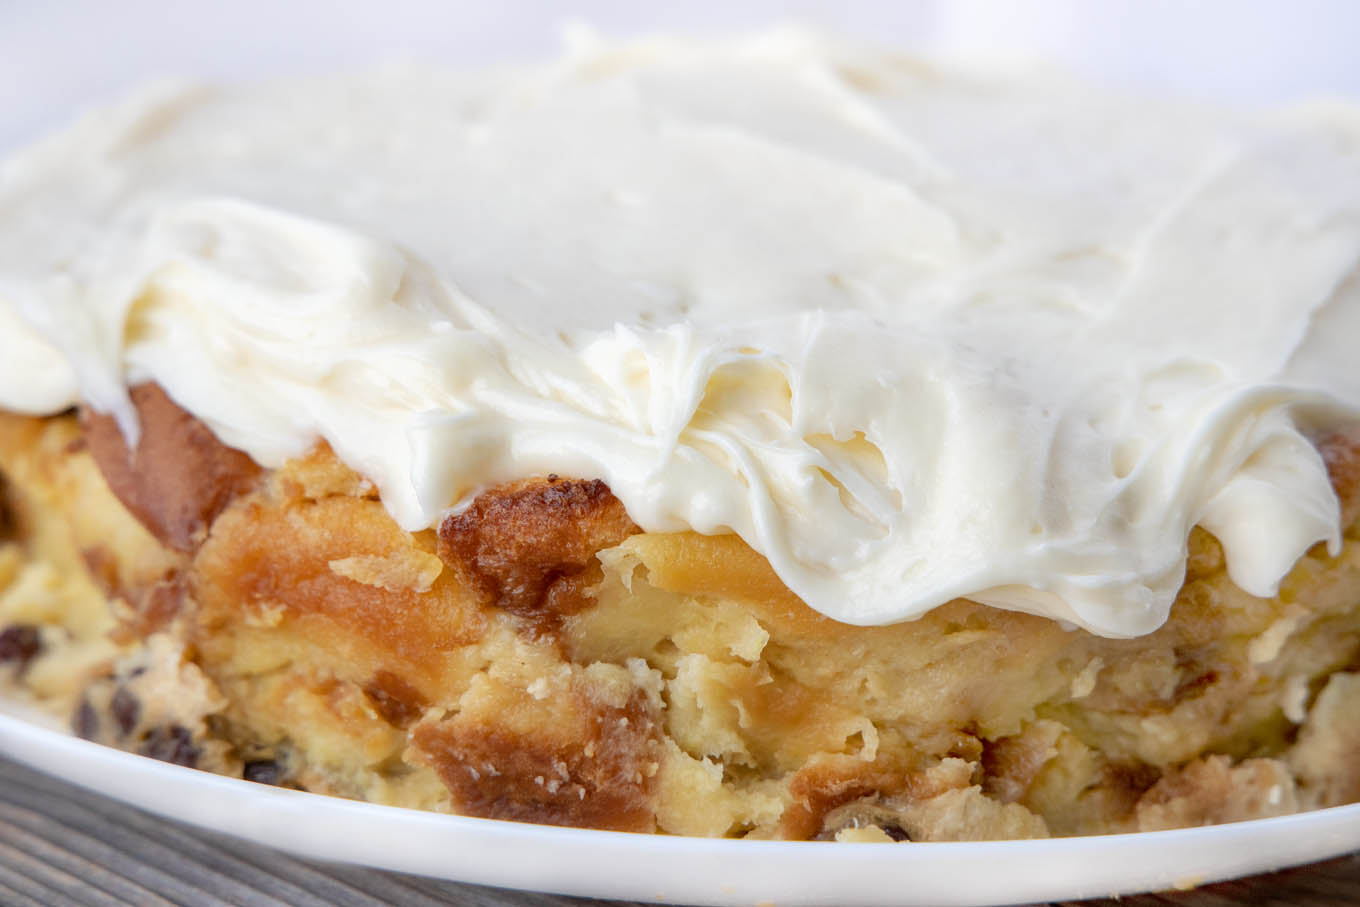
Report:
0,624,41,669
110,686,141,737
881,824,911,842
138,725,199,768
0,477,14,542
242,759,282,786
73,698,99,740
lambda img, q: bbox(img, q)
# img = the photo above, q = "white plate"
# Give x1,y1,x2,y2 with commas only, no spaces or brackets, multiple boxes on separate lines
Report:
2,696,1358,907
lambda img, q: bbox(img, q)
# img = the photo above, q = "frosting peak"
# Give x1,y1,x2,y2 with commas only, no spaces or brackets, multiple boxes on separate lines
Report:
2,32,1357,637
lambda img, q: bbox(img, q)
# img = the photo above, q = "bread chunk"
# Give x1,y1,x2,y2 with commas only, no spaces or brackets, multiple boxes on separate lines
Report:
82,384,261,552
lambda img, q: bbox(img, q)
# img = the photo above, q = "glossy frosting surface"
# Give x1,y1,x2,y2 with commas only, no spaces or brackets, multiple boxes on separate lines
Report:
2,31,1358,636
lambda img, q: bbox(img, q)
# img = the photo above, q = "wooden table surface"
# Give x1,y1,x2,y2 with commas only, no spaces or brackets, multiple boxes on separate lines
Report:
2,755,1355,907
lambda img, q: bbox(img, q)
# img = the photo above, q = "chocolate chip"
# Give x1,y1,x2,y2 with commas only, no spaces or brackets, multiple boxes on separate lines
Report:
0,624,41,669
243,759,282,786
138,725,199,768
73,698,98,740
110,686,141,737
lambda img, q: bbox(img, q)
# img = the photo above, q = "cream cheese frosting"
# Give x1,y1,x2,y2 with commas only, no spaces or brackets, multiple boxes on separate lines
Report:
1,30,1358,638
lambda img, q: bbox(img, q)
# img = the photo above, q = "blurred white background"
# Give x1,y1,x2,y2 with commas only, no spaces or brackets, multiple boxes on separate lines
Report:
3,0,1359,152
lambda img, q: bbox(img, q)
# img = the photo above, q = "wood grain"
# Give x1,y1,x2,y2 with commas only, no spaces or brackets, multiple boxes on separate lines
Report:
0,756,1353,906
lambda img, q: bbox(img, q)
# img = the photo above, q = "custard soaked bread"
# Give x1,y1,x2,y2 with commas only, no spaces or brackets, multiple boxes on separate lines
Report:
2,33,1360,840
1,394,1357,839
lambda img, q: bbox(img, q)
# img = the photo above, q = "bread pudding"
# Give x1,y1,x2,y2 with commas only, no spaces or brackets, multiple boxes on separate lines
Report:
0,32,1357,841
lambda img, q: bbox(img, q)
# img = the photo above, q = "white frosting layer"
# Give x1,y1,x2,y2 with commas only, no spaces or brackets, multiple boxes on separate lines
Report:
1,31,1358,637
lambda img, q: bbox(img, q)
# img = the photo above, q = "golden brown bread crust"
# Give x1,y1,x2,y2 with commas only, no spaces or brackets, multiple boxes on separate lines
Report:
411,684,661,831
82,384,261,552
1321,426,1360,528
779,752,918,840
437,476,638,636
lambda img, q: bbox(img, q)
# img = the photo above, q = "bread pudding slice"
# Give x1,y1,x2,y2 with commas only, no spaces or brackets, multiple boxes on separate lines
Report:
1,388,1356,840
